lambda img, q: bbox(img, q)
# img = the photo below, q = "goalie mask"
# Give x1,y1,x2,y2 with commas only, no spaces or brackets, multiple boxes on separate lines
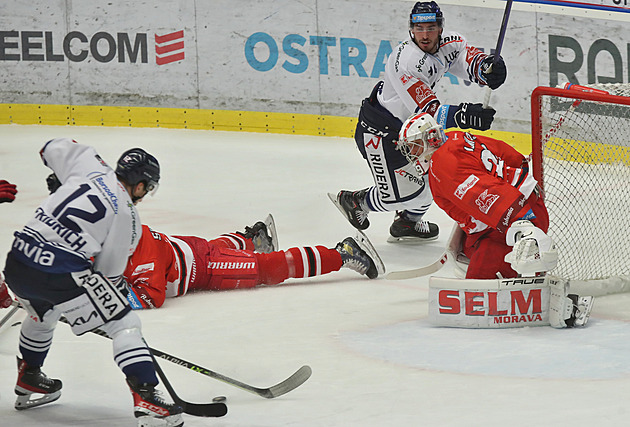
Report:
397,112,447,172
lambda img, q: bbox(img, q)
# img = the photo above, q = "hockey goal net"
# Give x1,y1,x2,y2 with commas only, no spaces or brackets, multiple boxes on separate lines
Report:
531,83,630,290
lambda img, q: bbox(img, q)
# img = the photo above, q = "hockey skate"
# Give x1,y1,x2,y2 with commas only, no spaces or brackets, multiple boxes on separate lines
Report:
565,294,595,327
328,190,370,230
239,214,278,253
549,278,594,328
387,210,439,243
14,357,63,410
336,231,385,279
127,376,184,427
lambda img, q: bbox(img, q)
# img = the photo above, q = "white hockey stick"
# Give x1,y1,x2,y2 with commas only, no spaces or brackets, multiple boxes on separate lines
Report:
385,224,464,280
385,251,448,280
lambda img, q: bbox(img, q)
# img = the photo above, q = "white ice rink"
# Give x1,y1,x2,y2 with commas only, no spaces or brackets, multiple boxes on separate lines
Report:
1,124,629,426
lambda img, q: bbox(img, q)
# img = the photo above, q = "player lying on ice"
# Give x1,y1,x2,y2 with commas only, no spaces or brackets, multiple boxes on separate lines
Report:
395,112,594,329
121,216,383,309
45,179,384,310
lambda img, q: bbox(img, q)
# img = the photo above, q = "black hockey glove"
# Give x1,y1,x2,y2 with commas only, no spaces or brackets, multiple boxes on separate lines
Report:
46,173,61,194
480,55,507,89
454,103,496,131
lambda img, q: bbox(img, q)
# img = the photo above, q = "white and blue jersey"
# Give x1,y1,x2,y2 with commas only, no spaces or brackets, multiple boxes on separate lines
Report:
10,138,141,286
377,32,489,128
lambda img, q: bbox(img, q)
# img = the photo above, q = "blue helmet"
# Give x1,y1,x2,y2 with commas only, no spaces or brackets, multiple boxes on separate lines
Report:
116,148,160,193
409,1,444,28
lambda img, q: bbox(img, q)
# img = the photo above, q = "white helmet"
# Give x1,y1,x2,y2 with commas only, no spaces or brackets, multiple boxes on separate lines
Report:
398,113,447,169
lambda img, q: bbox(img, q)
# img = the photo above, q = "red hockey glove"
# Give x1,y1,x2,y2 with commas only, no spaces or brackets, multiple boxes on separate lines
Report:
0,274,14,308
0,180,17,203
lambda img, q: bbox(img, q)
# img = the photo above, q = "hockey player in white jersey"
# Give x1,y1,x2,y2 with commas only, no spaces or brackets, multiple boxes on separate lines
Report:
332,1,507,243
2,139,184,426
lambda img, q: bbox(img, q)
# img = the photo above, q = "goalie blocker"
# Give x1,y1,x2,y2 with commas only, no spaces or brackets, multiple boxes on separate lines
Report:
428,275,593,329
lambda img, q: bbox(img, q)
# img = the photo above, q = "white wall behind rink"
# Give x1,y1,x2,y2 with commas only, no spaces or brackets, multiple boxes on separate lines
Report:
0,0,628,133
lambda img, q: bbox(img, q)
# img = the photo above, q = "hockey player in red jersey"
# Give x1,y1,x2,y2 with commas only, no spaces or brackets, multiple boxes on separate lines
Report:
396,112,556,280
332,1,507,243
123,215,383,309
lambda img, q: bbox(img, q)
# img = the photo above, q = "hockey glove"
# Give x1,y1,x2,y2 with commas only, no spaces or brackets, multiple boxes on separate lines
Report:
504,220,558,275
0,179,17,203
480,55,507,90
453,103,495,131
0,273,14,309
46,173,62,194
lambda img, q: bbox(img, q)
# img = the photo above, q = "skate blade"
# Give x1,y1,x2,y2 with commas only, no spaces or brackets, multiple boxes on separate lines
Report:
264,214,279,252
574,296,595,327
15,389,61,410
137,413,184,427
386,235,439,244
354,230,385,275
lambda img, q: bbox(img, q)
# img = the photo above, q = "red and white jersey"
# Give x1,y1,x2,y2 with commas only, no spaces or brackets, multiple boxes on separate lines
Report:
377,33,488,122
123,225,186,309
124,225,227,309
123,225,257,309
429,131,539,235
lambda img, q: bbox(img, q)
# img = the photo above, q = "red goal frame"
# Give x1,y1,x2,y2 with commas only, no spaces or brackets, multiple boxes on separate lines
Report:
530,85,630,189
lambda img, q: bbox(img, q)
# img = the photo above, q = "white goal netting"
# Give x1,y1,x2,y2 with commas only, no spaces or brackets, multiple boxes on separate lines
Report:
533,83,630,284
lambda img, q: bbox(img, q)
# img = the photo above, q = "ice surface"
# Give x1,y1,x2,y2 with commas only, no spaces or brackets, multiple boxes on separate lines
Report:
1,125,629,426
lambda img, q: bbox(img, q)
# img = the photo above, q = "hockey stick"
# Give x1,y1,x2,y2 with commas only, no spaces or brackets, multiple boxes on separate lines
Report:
58,315,312,399
483,0,513,108
0,300,21,331
152,349,312,399
144,339,228,418
385,251,448,280
49,314,226,417
385,224,464,280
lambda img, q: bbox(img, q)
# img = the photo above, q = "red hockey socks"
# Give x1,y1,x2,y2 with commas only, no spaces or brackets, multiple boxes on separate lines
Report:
255,246,343,285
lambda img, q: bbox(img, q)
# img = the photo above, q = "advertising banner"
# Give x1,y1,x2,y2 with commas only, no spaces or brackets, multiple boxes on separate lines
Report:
0,0,627,132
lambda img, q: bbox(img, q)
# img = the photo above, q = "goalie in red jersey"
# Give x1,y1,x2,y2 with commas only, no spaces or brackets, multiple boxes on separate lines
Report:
123,215,383,309
396,112,596,329
396,112,556,280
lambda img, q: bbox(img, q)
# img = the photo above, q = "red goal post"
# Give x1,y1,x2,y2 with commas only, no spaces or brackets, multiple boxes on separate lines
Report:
531,83,630,287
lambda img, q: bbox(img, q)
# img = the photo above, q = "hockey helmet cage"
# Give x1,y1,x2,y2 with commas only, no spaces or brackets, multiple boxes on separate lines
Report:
116,148,160,195
409,1,444,28
398,112,446,166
